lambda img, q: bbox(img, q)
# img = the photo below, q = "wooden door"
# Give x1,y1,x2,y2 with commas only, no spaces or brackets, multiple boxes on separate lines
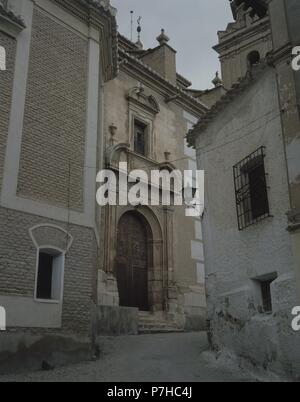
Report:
116,213,149,311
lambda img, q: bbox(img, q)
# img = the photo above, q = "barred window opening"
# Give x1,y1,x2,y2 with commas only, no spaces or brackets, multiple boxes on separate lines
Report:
233,146,270,230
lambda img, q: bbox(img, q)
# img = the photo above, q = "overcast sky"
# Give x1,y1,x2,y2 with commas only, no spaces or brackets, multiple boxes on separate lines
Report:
111,0,234,90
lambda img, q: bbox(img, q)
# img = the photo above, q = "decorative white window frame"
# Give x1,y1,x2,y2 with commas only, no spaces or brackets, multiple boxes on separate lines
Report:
131,112,153,158
127,85,160,160
29,224,73,304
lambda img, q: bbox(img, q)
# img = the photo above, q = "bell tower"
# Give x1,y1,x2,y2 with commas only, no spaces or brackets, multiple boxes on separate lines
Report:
214,0,272,89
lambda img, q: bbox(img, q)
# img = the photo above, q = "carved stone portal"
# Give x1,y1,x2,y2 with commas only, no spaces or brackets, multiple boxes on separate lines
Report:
102,144,177,315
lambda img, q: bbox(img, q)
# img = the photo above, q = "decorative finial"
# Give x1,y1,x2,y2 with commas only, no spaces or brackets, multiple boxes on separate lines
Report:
157,29,170,46
212,71,223,87
136,16,143,49
164,151,171,161
137,82,145,95
1,0,8,10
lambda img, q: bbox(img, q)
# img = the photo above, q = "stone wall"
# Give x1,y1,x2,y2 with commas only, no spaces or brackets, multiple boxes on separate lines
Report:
0,206,97,335
195,67,300,378
17,9,88,211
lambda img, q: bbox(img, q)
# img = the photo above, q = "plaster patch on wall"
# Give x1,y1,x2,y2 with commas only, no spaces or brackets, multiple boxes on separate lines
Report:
184,138,196,159
197,263,205,284
195,220,203,241
183,110,206,286
191,240,204,261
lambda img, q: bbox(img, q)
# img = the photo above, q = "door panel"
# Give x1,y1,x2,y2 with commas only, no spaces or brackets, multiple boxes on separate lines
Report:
116,213,149,311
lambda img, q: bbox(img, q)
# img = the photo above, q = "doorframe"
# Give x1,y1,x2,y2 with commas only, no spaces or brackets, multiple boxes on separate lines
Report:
106,205,167,312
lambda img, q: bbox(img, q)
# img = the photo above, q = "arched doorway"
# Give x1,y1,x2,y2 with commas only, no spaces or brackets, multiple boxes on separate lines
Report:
115,211,152,311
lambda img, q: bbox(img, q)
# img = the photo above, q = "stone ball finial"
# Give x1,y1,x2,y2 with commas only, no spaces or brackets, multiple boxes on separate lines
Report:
164,151,171,161
212,71,223,87
156,29,170,46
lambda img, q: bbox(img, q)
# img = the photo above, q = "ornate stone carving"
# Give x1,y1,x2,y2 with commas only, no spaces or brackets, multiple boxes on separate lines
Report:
127,84,160,115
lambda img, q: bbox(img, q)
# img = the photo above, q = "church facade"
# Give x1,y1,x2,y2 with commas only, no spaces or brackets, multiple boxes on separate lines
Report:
98,32,208,332
0,0,211,372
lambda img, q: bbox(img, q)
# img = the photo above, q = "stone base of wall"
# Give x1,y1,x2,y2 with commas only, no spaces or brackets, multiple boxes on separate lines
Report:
180,285,207,331
207,275,300,380
96,305,139,336
0,331,91,375
97,276,207,332
184,313,207,331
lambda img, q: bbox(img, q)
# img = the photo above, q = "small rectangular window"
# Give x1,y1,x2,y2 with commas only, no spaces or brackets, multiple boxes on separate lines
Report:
233,146,270,230
36,250,64,301
261,280,273,313
134,120,147,156
252,273,277,314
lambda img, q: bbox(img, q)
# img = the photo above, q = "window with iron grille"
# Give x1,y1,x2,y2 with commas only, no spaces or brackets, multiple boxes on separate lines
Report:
233,146,270,230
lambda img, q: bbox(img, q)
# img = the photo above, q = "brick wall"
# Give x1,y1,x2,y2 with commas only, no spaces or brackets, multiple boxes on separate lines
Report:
0,207,97,335
0,32,16,191
17,9,88,212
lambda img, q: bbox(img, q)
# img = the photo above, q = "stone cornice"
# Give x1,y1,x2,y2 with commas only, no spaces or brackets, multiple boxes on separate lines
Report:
176,72,192,89
119,49,208,118
53,0,118,81
0,3,25,36
214,17,270,55
267,42,293,66
230,0,268,20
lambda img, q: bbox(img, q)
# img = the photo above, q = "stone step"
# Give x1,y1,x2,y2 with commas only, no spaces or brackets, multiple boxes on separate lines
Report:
139,318,164,324
138,312,153,318
139,327,184,334
138,312,183,334
139,322,178,329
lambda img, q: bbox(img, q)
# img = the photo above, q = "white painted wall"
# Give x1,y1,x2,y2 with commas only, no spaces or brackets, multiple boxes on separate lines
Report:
195,67,300,377
0,295,62,328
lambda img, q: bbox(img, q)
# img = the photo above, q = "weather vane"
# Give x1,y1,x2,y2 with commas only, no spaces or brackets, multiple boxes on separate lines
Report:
130,11,134,41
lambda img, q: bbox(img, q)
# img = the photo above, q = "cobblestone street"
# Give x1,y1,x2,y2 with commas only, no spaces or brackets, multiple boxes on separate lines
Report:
0,332,259,382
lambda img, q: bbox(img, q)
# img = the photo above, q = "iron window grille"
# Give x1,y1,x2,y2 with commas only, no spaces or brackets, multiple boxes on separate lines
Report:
233,146,271,230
